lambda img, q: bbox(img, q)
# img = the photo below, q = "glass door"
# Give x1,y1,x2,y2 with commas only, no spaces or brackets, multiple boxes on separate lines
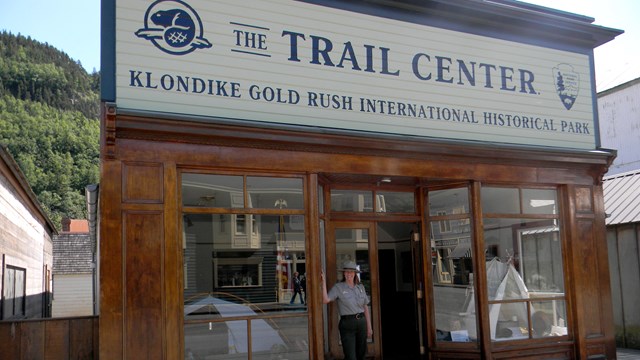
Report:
326,221,380,359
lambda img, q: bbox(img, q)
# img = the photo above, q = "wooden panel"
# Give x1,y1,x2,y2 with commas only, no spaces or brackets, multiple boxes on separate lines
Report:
99,160,123,360
574,186,593,213
575,218,605,338
20,321,44,359
306,174,324,360
586,342,606,359
44,320,69,360
431,351,482,360
124,211,163,359
93,317,100,360
0,321,21,359
492,346,573,359
0,317,98,360
69,317,95,359
122,162,163,203
114,115,611,185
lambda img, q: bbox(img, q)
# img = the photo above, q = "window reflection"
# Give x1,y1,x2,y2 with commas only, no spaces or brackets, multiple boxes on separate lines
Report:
430,219,476,342
330,190,373,212
181,174,304,210
429,188,469,216
184,214,306,311
522,189,557,215
481,187,519,214
482,186,567,342
182,174,243,208
182,173,308,360
376,191,415,213
428,187,476,343
252,317,309,359
247,176,304,210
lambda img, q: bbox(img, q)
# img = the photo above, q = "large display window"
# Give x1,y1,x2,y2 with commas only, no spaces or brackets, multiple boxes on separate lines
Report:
181,173,309,360
481,186,568,342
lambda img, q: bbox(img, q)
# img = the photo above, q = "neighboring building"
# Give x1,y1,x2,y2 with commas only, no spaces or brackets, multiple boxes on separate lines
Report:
0,144,55,320
603,170,640,349
52,218,95,317
599,78,640,350
100,0,622,359
598,77,640,175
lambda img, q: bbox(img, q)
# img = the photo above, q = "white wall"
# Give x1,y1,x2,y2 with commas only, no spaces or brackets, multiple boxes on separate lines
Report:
52,274,93,317
598,79,640,175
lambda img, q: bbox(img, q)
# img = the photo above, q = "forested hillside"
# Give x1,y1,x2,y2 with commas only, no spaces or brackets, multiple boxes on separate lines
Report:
0,31,100,230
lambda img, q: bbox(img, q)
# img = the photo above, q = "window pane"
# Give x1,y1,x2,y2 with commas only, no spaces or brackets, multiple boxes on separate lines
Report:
428,188,469,216
429,217,476,343
531,300,568,338
491,302,529,341
484,217,565,342
247,176,304,210
184,214,306,318
3,268,15,318
484,218,564,299
182,174,244,208
330,190,373,212
523,189,558,215
481,187,519,214
335,228,371,293
14,269,25,316
377,191,415,213
252,317,309,359
520,226,564,293
185,321,246,359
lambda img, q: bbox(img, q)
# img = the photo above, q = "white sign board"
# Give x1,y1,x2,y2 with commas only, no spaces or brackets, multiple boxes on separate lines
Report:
115,0,596,149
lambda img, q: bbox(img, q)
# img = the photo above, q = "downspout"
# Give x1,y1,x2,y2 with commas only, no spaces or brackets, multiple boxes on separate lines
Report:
85,184,99,315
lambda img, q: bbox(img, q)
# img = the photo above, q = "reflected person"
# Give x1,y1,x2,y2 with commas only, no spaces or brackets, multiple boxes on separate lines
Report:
290,271,304,304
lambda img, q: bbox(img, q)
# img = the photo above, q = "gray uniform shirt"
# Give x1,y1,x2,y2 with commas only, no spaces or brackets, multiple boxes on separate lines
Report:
327,282,370,316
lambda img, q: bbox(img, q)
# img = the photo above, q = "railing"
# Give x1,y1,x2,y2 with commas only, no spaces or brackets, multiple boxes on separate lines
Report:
0,315,98,360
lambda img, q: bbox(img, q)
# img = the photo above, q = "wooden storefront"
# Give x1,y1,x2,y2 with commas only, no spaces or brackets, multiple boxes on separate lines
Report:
100,0,622,359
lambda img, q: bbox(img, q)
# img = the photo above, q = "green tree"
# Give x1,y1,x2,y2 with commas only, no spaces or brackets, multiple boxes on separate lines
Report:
0,31,100,231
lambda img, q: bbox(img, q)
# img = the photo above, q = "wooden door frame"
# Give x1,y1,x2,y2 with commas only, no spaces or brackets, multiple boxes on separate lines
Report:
326,220,381,359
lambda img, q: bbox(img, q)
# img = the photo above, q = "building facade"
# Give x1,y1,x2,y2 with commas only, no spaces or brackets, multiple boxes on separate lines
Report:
52,219,95,317
598,77,640,176
603,170,640,350
598,78,640,349
100,0,622,358
0,145,55,320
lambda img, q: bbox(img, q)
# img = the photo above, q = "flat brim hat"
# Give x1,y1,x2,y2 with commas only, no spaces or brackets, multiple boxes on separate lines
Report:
341,260,361,272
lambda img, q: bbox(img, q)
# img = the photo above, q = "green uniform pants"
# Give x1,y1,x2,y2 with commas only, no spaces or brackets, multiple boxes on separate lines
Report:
339,316,367,360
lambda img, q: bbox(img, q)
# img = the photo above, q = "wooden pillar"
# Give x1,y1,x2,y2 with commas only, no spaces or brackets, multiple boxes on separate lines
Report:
566,184,616,359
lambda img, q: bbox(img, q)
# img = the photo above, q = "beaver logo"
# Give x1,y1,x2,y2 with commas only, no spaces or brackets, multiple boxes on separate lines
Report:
553,64,579,110
135,0,212,55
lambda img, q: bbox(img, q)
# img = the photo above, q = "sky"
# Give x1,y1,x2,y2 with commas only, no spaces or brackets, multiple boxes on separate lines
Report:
0,0,638,92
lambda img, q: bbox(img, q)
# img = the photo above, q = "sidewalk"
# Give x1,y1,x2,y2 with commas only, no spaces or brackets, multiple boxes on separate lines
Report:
618,348,640,359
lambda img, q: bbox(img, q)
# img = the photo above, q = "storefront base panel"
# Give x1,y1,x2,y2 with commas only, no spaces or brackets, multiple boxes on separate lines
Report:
492,344,574,359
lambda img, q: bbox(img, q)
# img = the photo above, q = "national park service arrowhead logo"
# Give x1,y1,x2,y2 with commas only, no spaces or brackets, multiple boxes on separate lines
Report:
135,0,212,55
553,64,579,110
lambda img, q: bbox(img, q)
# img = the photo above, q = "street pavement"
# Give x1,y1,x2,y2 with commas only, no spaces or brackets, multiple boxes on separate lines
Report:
618,348,640,359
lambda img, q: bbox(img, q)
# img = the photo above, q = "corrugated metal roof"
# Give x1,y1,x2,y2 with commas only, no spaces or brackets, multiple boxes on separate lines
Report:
603,169,640,225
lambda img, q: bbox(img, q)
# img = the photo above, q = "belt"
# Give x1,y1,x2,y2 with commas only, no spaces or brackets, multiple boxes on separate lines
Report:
341,313,364,320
